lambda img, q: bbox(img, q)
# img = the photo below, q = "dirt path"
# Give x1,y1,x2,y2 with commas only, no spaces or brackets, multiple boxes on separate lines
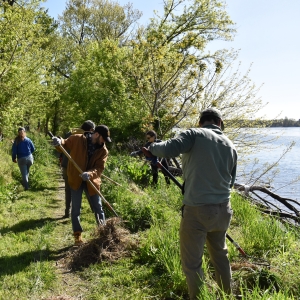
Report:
44,170,89,300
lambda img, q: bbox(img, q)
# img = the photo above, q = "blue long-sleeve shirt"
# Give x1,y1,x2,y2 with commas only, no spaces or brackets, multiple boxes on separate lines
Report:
12,137,35,161
149,125,237,206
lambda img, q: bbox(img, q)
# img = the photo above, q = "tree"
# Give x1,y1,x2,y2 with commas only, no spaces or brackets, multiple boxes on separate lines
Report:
0,1,57,133
58,0,142,46
122,0,236,137
44,0,143,134
62,40,145,139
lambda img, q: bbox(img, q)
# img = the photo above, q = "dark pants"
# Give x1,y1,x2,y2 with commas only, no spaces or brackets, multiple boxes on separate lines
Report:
151,158,170,185
62,167,72,214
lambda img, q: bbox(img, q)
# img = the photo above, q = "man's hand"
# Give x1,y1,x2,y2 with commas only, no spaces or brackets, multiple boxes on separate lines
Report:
13,159,17,163
80,172,90,181
52,136,62,147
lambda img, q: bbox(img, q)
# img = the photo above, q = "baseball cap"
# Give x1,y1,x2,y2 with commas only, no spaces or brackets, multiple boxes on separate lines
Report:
200,107,224,130
94,125,112,142
18,127,26,132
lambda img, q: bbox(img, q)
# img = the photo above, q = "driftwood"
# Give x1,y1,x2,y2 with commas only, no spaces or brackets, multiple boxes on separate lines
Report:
234,183,300,226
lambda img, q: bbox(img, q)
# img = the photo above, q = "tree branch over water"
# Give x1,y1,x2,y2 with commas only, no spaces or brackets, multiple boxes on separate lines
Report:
234,183,300,225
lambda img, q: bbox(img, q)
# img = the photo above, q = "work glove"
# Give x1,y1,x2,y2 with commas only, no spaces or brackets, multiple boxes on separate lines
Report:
52,136,62,147
80,172,90,181
130,151,138,157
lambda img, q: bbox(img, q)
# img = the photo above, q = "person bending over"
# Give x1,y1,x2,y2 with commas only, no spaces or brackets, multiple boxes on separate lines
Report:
52,125,111,246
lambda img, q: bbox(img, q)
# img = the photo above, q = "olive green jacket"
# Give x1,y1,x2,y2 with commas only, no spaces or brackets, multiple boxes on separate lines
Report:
149,125,237,206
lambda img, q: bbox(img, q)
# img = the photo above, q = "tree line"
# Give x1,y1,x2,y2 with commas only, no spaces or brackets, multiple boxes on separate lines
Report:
0,0,271,149
270,117,300,127
228,118,300,128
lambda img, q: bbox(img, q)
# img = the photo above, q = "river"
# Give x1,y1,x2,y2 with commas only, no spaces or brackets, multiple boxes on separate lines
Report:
235,127,300,201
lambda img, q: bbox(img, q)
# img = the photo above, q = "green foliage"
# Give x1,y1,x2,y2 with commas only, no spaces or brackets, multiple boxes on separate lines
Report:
120,159,151,184
123,0,236,136
1,0,300,297
138,211,186,292
0,135,300,299
0,183,19,203
58,0,142,45
0,1,56,134
62,40,145,133
230,192,294,255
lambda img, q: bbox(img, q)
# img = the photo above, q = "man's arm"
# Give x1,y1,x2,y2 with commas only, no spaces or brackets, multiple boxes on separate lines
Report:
149,129,196,158
29,139,35,153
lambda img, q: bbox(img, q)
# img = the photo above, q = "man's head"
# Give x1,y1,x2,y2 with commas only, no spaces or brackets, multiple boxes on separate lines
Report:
146,130,157,143
92,125,111,144
199,108,224,130
81,120,95,132
18,127,26,139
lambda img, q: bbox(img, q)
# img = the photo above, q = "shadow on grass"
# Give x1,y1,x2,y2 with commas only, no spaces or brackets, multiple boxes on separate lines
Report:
0,217,60,235
0,246,70,276
29,186,61,192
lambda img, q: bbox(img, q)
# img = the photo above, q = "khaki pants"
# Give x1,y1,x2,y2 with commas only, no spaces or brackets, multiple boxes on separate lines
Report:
180,202,233,299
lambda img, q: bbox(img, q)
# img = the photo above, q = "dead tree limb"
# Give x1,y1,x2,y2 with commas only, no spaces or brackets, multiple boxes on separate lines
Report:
234,183,300,225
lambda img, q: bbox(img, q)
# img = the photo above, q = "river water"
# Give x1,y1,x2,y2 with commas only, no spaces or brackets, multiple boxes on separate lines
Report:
235,127,300,201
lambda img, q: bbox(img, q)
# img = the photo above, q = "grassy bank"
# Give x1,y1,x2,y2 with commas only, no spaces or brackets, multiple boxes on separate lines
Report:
0,133,299,299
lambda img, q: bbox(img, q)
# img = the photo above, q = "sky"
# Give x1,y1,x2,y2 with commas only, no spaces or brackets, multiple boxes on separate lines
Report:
42,0,300,120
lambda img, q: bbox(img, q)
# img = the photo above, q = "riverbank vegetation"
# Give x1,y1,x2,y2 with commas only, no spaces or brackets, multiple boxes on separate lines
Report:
1,134,300,299
1,0,268,141
1,1,300,298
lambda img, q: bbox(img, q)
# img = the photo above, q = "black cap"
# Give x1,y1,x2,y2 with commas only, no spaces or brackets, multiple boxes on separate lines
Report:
200,107,224,130
94,125,111,142
81,120,95,131
18,127,25,132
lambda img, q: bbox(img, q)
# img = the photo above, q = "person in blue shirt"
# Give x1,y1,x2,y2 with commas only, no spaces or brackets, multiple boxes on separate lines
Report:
12,127,35,190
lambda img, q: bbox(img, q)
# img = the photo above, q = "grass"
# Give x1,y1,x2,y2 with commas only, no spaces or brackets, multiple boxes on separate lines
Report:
0,133,300,299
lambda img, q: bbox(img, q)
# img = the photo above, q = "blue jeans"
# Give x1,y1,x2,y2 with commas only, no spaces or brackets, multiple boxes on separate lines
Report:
71,182,105,232
62,167,72,213
17,154,33,190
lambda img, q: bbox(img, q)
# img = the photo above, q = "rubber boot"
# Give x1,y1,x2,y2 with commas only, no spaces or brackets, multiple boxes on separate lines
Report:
74,231,83,246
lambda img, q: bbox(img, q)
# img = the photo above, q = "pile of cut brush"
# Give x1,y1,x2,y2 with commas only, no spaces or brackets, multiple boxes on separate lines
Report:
65,218,139,270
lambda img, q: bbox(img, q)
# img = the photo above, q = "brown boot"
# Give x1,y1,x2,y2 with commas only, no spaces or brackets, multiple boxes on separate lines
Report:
74,231,83,246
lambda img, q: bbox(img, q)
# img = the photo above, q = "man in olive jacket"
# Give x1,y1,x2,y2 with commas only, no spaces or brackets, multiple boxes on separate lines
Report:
148,108,237,299
53,125,111,245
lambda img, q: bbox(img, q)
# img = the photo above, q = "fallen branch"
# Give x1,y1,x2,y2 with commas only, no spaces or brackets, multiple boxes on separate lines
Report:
234,183,300,225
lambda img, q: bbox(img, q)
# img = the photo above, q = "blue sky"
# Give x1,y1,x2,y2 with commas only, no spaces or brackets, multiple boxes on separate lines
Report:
42,0,300,120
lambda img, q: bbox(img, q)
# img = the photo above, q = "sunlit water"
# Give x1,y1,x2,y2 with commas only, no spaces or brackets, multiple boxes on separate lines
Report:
236,127,300,201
